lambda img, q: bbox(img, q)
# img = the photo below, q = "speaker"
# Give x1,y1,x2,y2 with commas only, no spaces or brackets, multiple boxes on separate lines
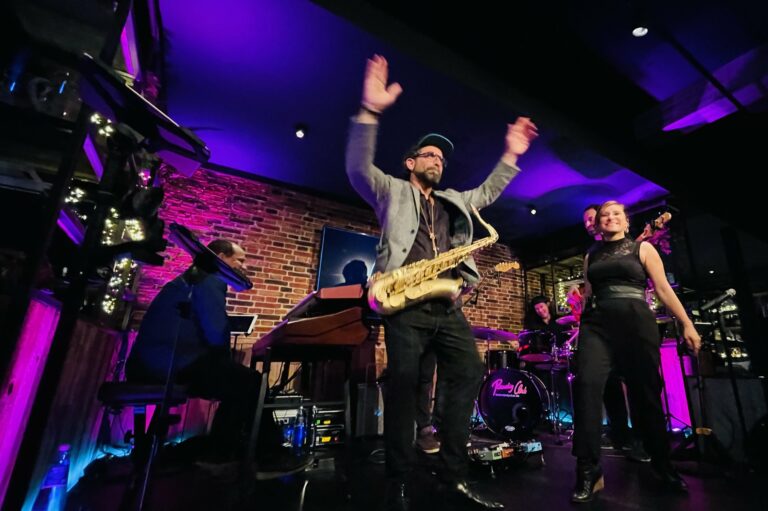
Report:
686,375,767,464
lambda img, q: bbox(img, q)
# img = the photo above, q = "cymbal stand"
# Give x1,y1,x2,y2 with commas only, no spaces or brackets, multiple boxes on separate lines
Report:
549,329,579,444
547,338,567,445
564,329,578,434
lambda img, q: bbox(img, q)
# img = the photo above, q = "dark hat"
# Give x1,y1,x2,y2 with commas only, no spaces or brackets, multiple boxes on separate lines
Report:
530,295,550,306
413,133,454,158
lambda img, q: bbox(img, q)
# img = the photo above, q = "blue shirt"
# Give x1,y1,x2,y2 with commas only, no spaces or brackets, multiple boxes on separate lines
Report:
127,268,230,381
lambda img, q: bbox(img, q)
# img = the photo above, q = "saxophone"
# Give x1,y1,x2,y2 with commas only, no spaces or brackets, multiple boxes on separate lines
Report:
367,205,498,315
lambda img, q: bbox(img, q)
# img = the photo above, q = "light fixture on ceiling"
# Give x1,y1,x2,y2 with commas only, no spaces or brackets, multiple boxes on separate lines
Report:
295,123,308,139
528,205,537,215
708,269,715,274
630,1,649,38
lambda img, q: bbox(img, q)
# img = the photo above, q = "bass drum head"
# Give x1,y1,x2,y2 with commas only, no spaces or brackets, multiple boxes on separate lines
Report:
477,368,549,438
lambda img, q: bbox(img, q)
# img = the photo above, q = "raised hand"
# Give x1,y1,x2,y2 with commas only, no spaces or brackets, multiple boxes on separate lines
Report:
361,54,403,114
505,117,539,157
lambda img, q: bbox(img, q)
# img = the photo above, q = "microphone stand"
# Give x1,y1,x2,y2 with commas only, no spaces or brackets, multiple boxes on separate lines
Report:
711,305,750,443
462,270,501,308
123,284,192,511
671,303,749,472
669,319,706,462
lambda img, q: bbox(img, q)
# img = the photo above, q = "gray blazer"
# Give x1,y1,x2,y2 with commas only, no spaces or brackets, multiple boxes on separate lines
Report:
345,120,521,285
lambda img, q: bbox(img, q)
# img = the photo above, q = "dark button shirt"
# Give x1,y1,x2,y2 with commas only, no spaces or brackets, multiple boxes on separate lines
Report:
403,193,451,265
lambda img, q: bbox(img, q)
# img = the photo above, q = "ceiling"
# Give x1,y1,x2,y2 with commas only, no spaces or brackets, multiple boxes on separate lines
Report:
4,0,765,247
158,1,767,243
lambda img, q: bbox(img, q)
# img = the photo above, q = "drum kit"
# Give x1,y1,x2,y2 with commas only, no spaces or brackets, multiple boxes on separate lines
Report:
470,320,579,449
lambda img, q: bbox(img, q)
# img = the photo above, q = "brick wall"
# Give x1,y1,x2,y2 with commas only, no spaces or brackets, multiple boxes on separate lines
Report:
134,168,525,361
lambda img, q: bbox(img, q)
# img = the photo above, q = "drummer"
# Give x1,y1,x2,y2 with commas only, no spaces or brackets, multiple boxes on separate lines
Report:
522,295,570,350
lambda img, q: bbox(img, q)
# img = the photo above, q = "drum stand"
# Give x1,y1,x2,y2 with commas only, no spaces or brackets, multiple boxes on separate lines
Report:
547,330,578,445
548,365,566,445
547,363,574,445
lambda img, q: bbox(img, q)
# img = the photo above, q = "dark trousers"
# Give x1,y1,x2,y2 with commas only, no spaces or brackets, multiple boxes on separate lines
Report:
603,372,632,445
128,352,282,458
383,301,484,482
573,299,669,465
416,349,438,431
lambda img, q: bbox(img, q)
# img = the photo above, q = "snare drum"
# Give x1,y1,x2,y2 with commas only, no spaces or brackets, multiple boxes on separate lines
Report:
518,330,555,364
535,344,574,371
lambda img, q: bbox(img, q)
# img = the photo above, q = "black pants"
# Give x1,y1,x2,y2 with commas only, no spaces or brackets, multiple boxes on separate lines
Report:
603,372,632,445
573,298,669,465
383,301,484,482
127,352,282,459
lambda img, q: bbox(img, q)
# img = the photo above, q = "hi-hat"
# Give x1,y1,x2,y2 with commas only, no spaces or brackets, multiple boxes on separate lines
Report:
472,326,519,342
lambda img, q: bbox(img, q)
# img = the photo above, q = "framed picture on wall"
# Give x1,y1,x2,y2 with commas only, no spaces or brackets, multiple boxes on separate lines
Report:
316,226,378,290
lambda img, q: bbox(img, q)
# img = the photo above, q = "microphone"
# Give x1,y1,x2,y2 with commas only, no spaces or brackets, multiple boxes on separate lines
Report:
701,288,736,311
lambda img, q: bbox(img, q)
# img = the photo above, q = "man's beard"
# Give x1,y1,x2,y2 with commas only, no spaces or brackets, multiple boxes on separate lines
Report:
415,167,442,186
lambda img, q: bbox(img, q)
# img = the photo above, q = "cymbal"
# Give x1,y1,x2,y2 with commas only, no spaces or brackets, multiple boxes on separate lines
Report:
556,315,579,326
472,326,518,342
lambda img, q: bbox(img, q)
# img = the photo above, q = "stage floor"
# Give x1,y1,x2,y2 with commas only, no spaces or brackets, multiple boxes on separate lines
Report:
67,431,766,510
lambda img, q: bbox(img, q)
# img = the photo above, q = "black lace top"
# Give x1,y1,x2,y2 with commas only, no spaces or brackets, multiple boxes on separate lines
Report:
586,237,647,295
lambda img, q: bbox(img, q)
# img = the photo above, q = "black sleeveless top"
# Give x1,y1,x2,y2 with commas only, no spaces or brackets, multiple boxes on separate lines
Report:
586,237,647,295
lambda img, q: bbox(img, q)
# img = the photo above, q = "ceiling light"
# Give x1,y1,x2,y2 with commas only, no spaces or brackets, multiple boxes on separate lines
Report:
632,26,649,37
708,269,715,274
528,205,537,215
295,124,308,139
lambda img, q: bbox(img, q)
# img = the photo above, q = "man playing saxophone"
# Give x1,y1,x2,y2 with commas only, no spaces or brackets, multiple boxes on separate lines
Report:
346,54,538,511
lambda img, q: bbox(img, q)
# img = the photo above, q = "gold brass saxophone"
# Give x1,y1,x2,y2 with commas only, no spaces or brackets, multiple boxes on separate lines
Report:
367,205,498,315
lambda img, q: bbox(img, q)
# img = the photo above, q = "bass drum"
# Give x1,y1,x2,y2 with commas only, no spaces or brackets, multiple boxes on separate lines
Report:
477,368,549,439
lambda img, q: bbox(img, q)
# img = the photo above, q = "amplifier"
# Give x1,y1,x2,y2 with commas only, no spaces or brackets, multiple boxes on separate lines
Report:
314,426,344,447
312,407,345,428
312,407,346,446
272,394,303,425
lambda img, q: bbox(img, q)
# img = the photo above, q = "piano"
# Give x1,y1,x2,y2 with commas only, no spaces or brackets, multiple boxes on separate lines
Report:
246,284,375,465
250,283,372,356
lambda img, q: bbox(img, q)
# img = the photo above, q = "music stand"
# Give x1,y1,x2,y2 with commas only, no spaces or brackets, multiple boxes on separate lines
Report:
229,314,258,355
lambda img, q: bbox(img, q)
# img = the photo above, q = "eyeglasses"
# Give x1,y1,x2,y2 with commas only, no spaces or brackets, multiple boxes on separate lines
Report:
413,151,447,167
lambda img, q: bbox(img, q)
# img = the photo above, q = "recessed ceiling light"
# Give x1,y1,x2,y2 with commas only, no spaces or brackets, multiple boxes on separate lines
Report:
632,26,649,37
295,124,308,139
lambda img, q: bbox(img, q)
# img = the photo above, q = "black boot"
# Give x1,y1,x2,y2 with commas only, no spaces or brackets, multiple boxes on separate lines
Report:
444,480,504,509
650,461,688,492
384,480,410,511
571,461,604,503
622,439,651,463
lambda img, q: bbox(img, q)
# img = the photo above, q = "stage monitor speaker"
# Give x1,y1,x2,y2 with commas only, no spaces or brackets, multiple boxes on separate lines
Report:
686,375,767,465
